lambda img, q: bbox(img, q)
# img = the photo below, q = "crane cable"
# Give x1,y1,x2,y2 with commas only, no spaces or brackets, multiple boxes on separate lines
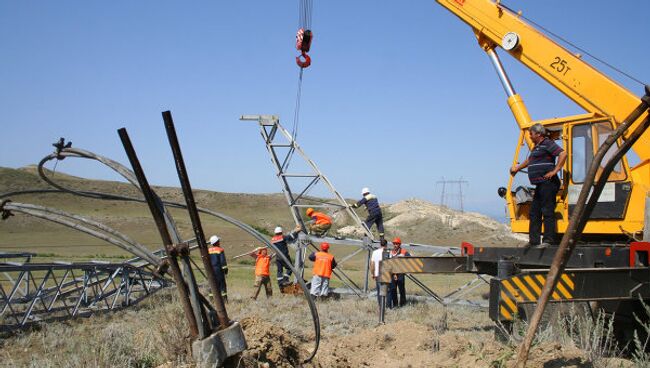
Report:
287,0,314,169
500,2,647,87
291,68,304,143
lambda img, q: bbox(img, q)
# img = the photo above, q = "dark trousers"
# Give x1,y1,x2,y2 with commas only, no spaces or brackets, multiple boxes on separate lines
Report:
376,280,383,307
213,270,227,299
389,276,406,308
276,252,293,282
365,213,385,236
529,177,560,245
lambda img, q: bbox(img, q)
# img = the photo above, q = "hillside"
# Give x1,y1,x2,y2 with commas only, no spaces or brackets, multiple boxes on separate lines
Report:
0,166,293,258
0,166,524,259
335,199,526,246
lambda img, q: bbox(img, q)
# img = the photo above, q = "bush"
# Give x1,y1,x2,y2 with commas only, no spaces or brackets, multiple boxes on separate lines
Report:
632,297,650,367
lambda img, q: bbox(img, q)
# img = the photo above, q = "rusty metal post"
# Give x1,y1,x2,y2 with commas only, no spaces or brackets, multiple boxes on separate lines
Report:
118,128,201,338
161,111,230,328
515,91,650,367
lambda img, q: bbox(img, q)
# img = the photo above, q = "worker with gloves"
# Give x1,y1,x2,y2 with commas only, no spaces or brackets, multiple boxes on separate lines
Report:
308,242,337,298
271,225,301,286
388,237,410,308
351,187,385,240
207,235,228,302
248,247,275,300
305,207,332,237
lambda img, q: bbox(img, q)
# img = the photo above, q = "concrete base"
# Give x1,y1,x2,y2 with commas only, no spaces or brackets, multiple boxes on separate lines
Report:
192,321,247,368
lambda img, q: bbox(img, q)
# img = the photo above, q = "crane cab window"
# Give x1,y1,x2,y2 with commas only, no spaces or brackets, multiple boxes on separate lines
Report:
571,122,627,183
548,128,564,182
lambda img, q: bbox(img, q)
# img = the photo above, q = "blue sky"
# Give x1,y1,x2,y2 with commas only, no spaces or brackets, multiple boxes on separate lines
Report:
1,1,649,220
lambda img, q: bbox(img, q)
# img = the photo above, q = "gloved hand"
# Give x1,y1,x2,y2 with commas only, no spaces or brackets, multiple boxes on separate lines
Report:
350,203,358,209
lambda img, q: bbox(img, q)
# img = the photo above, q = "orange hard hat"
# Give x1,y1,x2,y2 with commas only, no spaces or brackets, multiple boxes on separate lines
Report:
393,237,402,245
320,242,330,251
306,207,314,216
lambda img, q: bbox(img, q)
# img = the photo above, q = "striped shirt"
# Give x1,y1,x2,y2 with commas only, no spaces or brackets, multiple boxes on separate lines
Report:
528,138,563,184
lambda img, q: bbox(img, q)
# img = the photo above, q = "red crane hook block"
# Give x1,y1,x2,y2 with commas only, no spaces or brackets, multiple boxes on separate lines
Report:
296,51,311,68
295,28,313,52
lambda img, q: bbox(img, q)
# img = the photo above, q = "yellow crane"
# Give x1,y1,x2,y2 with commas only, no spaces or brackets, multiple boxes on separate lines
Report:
436,0,649,239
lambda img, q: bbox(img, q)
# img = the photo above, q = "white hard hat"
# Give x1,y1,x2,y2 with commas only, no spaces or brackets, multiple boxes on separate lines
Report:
274,226,283,234
361,187,370,195
208,235,220,245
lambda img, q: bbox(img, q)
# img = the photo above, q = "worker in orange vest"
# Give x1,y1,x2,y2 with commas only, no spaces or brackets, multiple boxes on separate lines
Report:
305,208,332,237
248,247,275,300
308,242,337,298
389,237,410,308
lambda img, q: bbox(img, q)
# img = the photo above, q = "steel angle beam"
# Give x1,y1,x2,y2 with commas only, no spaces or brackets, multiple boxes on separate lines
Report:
378,256,470,283
302,235,461,255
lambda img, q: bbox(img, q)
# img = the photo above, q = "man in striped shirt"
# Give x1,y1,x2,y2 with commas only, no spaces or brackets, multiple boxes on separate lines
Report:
510,123,567,246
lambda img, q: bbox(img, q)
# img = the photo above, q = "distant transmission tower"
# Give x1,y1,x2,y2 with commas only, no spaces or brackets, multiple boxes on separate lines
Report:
436,177,469,212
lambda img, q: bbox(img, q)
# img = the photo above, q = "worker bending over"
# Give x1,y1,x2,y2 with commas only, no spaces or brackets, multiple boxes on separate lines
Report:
308,242,337,298
271,225,301,286
389,237,410,308
248,247,275,300
305,207,332,237
207,235,228,302
351,187,385,240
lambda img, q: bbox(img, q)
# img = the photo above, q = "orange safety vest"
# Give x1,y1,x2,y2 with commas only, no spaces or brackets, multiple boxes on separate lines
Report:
312,251,334,278
390,248,408,257
255,254,271,276
208,246,224,255
312,212,332,225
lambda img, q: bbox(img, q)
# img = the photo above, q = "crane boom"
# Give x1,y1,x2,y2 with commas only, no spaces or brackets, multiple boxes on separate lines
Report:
435,0,649,160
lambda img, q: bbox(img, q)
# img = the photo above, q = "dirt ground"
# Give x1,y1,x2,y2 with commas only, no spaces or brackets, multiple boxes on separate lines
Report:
216,290,633,368
230,313,633,368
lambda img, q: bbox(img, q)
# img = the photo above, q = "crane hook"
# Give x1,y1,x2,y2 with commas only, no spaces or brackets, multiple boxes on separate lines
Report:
296,51,311,68
295,28,313,69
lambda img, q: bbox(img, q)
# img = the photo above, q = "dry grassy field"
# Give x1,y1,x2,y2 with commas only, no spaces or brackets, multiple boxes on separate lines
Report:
0,276,638,368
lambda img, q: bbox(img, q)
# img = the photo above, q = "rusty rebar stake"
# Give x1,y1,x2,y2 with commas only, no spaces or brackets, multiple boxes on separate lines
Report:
118,128,203,339
162,111,231,328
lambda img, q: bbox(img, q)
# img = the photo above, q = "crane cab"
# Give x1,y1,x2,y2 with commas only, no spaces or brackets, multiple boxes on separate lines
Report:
504,113,645,240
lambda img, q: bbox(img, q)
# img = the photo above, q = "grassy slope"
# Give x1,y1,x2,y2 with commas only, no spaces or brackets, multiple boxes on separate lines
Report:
0,166,293,259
